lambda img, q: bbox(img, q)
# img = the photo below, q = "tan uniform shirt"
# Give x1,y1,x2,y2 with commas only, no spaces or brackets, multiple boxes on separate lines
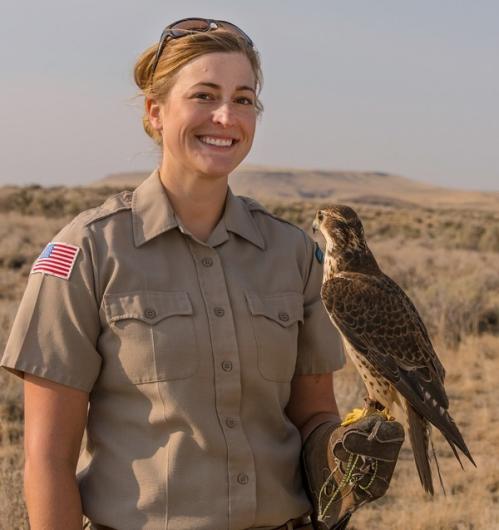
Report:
1,169,344,530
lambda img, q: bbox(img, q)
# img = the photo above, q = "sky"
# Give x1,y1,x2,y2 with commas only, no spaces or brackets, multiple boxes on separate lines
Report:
1,1,498,191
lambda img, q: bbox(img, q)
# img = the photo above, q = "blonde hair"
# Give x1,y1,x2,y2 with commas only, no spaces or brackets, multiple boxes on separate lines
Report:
134,30,264,146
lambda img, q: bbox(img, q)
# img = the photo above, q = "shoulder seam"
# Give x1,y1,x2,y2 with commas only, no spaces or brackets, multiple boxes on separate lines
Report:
253,207,305,233
239,195,305,232
80,190,133,227
238,195,266,211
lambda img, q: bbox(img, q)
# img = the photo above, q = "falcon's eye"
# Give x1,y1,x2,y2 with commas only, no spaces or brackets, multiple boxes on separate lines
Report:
317,211,324,221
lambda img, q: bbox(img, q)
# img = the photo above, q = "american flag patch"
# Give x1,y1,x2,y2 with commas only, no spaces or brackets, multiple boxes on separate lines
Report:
31,242,80,280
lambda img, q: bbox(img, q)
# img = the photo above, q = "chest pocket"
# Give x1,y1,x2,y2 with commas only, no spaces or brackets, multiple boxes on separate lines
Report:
245,291,304,382
103,291,198,384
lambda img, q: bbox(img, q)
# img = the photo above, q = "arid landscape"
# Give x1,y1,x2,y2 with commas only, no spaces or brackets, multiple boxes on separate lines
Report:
1,168,498,529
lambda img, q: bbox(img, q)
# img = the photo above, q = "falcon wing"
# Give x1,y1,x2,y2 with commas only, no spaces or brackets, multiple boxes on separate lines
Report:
322,272,473,462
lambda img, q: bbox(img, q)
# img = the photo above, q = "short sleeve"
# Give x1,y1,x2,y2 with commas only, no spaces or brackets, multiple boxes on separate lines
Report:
0,220,102,392
294,235,345,375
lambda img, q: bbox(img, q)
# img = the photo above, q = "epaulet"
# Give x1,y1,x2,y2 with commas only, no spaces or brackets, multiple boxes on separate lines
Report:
71,190,133,228
239,195,304,232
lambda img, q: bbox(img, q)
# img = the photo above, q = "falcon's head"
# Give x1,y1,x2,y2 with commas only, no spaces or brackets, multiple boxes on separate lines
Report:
313,205,378,274
312,205,366,250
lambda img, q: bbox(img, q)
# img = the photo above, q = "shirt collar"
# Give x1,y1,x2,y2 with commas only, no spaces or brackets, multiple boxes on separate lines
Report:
132,168,178,247
223,187,265,249
132,168,265,250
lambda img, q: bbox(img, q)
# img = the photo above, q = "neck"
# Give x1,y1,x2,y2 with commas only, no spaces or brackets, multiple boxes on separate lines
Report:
324,243,381,279
159,161,229,242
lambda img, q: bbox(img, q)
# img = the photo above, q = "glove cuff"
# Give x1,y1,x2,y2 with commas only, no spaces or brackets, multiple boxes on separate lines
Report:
301,421,347,530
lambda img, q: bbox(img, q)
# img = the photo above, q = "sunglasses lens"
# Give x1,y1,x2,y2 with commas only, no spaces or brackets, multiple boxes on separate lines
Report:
217,22,253,46
169,18,211,36
167,18,253,46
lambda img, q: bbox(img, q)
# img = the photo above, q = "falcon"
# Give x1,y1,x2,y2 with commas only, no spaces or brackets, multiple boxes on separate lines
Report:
312,205,475,494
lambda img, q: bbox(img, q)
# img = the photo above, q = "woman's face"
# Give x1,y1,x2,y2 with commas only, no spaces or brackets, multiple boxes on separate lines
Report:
150,51,258,180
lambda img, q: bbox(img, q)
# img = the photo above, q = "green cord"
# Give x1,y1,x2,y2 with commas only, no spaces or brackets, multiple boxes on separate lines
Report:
357,459,378,493
318,452,380,519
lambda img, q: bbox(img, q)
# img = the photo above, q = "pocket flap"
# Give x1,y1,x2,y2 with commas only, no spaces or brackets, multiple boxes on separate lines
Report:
104,291,193,325
245,291,304,327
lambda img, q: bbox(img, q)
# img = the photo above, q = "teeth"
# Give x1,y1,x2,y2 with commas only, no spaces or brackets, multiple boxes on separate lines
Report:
199,136,234,147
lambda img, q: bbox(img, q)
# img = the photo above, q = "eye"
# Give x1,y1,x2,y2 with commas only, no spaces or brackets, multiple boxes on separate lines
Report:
317,211,324,221
235,96,255,106
192,92,215,101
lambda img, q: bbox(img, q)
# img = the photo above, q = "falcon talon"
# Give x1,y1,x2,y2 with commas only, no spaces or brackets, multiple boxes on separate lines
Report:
364,397,384,411
341,407,367,426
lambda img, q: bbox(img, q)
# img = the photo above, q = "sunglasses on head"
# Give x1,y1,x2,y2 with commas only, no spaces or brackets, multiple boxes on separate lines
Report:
150,17,254,76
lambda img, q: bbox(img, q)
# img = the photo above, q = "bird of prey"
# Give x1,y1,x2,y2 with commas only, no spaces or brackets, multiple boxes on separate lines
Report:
312,205,475,495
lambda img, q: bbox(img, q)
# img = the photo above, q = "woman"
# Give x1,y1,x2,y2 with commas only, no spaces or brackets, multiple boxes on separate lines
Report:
2,19,355,530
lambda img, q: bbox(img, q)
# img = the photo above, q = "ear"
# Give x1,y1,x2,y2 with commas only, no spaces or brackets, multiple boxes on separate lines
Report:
145,97,162,131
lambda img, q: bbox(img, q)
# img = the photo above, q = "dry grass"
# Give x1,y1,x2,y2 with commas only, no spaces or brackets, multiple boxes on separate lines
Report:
0,188,498,529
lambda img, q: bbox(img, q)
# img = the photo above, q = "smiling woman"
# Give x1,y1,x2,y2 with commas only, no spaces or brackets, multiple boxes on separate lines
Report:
134,26,264,147
0,18,386,530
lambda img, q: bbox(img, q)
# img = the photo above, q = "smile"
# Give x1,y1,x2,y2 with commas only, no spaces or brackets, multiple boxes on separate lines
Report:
197,135,238,148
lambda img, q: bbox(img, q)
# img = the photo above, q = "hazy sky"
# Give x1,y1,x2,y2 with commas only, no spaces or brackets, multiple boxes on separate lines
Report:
1,1,498,190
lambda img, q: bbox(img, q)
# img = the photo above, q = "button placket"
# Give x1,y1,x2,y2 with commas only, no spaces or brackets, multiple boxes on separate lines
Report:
187,240,257,527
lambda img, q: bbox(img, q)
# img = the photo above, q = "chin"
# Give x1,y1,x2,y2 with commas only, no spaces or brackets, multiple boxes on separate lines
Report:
200,169,233,180
197,159,242,179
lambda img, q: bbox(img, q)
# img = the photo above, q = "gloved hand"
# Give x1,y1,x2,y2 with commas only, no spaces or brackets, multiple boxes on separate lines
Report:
301,413,405,530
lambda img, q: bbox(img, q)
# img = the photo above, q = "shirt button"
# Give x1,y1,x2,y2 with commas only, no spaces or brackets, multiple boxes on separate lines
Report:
278,311,290,322
225,417,237,428
221,360,233,372
144,308,157,319
237,473,249,485
201,257,213,267
214,307,225,317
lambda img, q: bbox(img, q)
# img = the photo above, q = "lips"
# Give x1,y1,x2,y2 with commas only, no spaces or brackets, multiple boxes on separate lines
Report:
197,135,239,148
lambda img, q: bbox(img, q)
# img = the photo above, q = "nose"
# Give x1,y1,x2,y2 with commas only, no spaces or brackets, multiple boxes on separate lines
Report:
211,102,236,127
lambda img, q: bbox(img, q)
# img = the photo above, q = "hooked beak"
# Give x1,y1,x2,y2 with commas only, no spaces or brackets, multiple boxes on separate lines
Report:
312,219,319,234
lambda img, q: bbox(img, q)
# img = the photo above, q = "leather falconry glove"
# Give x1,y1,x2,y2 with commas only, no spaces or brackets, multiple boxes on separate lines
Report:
301,413,405,529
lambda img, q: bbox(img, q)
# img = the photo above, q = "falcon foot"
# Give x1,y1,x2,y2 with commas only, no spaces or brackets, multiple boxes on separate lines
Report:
341,398,394,426
341,407,367,426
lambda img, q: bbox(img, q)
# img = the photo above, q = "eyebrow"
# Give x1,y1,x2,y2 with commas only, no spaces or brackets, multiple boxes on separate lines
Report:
190,82,256,93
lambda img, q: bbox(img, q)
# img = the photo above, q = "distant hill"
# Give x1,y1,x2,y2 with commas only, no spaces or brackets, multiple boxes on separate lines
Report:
91,165,499,211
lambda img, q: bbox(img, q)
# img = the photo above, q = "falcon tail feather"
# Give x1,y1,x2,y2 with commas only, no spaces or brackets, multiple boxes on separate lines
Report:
446,438,465,470
451,426,476,467
430,434,447,496
429,404,476,468
407,404,434,495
